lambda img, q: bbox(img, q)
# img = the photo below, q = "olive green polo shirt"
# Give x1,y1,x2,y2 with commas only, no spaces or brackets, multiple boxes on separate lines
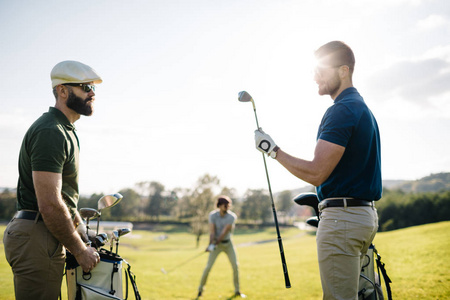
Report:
17,107,80,218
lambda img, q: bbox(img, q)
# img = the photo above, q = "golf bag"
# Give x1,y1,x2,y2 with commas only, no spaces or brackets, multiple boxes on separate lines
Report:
66,248,141,300
293,193,392,300
359,244,392,300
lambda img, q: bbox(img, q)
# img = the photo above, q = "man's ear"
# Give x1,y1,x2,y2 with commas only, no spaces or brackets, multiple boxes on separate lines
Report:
338,65,350,79
57,85,69,99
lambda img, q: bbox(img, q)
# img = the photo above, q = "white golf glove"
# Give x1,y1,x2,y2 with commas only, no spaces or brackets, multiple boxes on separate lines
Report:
206,244,216,252
255,128,277,156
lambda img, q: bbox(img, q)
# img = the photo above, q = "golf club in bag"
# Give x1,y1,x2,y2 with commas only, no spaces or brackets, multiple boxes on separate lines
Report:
293,193,392,300
66,193,142,300
238,91,291,289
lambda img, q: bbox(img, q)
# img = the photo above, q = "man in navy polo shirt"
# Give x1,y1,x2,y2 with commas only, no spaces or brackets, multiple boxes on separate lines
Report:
254,41,381,299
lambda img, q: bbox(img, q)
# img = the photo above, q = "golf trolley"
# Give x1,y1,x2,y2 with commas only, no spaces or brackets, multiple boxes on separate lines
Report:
293,193,392,300
65,193,141,300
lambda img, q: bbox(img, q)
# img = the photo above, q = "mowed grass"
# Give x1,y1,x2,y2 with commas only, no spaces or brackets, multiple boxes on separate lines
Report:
0,221,449,299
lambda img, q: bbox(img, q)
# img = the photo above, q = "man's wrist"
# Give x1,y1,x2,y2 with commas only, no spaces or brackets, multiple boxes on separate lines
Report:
270,146,280,159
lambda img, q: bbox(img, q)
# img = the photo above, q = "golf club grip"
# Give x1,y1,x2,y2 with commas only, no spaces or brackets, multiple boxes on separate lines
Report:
263,154,291,288
273,206,291,288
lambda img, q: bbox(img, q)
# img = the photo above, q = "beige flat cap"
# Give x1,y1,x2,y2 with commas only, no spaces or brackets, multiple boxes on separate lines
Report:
51,60,102,88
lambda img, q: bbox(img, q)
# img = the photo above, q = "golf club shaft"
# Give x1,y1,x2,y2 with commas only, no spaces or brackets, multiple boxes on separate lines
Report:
251,99,291,288
166,252,204,273
262,153,291,288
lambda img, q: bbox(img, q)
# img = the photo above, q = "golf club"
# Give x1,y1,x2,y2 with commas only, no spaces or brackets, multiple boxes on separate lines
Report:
293,193,321,228
111,230,119,252
96,193,123,235
293,192,320,217
161,252,205,275
98,193,123,210
79,208,100,236
92,233,109,249
238,90,291,289
116,228,131,254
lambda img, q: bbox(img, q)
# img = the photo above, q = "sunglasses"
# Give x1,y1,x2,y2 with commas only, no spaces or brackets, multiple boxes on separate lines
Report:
63,83,96,92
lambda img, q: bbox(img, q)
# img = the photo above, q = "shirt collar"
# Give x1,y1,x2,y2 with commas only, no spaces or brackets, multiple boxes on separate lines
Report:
334,87,358,103
48,107,76,131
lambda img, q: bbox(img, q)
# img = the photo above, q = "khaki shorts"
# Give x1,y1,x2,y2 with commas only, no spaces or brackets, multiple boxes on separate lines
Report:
316,206,378,300
3,216,65,300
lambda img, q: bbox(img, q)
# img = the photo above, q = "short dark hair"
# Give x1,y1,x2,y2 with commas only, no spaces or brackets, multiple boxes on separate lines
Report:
315,41,355,73
217,195,232,207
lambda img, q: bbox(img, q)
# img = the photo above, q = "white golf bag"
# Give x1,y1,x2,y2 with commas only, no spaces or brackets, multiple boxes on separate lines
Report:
66,248,141,300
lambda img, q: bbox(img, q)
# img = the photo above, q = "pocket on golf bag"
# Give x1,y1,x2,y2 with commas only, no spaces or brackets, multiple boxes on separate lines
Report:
78,283,122,300
66,249,123,300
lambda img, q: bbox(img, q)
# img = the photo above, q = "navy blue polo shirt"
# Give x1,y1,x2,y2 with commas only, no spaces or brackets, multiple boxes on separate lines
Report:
316,87,382,201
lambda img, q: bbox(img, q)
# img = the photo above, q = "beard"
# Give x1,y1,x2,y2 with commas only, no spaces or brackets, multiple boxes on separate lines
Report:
66,89,94,116
317,71,341,98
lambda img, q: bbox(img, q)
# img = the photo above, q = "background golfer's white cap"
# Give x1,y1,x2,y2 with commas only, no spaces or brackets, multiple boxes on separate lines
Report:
50,60,102,88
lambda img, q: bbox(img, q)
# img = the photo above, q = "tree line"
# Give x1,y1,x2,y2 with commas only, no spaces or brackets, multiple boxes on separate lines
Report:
1,173,449,240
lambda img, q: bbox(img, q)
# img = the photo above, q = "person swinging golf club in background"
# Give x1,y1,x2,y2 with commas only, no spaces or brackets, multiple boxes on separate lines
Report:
254,41,381,299
3,61,102,300
197,195,246,298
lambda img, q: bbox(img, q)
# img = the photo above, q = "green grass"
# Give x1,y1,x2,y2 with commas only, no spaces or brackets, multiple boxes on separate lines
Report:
0,222,449,299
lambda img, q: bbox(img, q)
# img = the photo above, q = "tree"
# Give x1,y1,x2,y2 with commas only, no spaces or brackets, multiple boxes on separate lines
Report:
110,188,141,220
189,174,220,247
147,181,165,221
0,189,17,220
276,190,293,224
241,189,272,223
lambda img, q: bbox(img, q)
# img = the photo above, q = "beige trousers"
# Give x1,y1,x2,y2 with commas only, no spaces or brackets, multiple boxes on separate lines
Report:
198,241,240,293
3,217,65,300
317,206,378,300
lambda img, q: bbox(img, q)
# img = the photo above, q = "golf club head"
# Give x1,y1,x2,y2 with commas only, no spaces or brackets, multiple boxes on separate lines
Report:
98,233,109,243
79,208,100,221
238,91,253,102
93,235,107,248
118,228,131,237
306,216,319,228
111,230,119,241
98,193,123,211
292,192,320,217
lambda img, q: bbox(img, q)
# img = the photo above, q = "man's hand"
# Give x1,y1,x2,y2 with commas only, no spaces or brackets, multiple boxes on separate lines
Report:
74,247,101,273
206,244,216,252
255,128,277,155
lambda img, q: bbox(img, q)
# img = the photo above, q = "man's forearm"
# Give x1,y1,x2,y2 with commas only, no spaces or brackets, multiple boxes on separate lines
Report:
276,149,322,186
40,198,87,255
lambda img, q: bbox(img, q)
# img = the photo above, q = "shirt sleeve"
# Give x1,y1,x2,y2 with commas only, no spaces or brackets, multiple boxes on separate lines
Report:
318,104,356,148
30,128,67,173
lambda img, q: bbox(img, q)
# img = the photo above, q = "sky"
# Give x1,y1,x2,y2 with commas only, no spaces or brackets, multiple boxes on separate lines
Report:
1,0,449,197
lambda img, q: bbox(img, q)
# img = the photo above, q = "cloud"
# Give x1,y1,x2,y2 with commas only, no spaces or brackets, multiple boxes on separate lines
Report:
367,55,450,108
417,14,449,31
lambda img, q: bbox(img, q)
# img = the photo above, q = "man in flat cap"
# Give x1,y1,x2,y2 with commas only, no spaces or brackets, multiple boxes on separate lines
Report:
3,61,103,300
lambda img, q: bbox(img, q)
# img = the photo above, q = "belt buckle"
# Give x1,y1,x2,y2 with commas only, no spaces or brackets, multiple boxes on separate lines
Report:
318,201,326,212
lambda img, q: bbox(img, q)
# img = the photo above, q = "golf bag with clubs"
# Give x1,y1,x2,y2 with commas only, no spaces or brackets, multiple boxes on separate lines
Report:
65,194,141,300
293,193,392,300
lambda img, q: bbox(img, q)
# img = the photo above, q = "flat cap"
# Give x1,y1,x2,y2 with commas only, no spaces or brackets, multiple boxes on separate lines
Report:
51,60,102,88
